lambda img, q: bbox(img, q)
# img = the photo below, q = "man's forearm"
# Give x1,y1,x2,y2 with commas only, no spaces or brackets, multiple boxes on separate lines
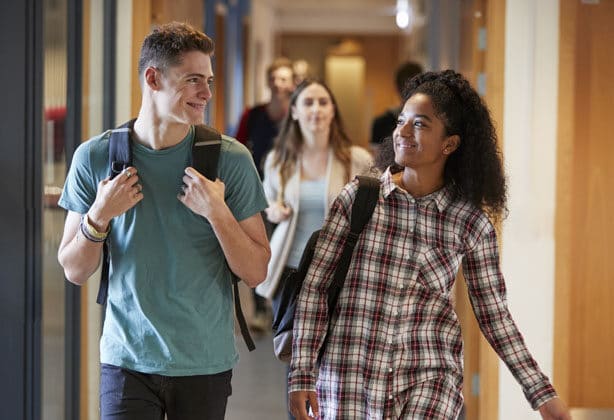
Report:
209,209,270,287
58,213,105,285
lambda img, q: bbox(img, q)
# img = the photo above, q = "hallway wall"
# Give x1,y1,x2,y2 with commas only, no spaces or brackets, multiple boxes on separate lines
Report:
499,0,559,418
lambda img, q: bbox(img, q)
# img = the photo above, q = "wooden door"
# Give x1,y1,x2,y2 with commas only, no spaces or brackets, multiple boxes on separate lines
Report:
555,0,614,409
457,0,505,419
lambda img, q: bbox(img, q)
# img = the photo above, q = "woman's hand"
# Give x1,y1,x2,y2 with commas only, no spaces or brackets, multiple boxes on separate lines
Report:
538,397,571,420
265,201,292,224
289,390,319,419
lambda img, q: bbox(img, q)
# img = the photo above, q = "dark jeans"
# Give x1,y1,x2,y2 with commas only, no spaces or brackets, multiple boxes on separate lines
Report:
100,364,232,420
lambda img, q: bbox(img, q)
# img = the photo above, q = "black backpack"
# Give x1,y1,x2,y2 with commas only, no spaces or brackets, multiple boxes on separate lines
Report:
99,119,255,351
271,175,380,363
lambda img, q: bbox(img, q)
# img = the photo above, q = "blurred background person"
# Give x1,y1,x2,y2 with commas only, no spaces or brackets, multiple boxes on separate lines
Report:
292,59,311,85
256,79,374,419
236,57,296,178
370,60,423,153
235,57,296,332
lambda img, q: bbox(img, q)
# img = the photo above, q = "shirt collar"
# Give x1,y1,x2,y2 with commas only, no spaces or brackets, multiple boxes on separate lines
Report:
381,167,453,213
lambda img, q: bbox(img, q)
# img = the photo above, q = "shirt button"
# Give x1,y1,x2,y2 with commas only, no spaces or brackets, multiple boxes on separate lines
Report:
410,198,415,204
409,227,414,233
388,394,393,400
388,368,393,373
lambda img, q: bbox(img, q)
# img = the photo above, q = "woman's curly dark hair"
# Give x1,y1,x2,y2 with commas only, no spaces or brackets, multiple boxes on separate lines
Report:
375,69,508,219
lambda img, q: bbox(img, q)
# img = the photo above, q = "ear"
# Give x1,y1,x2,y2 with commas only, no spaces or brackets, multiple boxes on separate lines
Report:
144,66,161,91
442,134,460,155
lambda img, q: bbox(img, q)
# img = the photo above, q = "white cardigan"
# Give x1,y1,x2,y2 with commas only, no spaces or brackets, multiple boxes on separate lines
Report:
255,146,374,299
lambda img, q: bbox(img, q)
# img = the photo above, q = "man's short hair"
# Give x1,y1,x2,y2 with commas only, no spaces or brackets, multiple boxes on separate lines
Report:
395,61,423,95
266,57,295,80
138,22,215,79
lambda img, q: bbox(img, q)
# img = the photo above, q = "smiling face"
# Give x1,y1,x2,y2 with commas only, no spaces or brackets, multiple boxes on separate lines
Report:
393,92,459,172
150,50,214,126
291,83,335,136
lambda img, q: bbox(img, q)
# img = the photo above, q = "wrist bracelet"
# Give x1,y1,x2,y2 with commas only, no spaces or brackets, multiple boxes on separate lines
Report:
80,214,108,242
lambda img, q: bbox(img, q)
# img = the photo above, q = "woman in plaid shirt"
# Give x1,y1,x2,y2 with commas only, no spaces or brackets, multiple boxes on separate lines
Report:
288,70,570,419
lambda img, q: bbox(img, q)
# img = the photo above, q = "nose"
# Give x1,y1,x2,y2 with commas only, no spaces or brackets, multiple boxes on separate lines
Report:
308,104,321,116
397,119,413,137
199,83,212,102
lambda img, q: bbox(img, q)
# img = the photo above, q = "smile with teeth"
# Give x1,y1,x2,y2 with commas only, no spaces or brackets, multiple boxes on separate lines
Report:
188,102,205,111
397,142,417,149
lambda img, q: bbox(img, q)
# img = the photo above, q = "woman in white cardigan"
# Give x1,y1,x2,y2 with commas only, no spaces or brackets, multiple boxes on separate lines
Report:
256,79,374,304
256,79,373,419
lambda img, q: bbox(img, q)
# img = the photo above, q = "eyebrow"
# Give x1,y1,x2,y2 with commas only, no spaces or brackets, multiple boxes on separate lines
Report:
400,112,433,122
184,73,214,80
415,113,433,121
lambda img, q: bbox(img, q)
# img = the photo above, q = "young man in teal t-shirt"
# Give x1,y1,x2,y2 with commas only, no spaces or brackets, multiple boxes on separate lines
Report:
58,22,270,420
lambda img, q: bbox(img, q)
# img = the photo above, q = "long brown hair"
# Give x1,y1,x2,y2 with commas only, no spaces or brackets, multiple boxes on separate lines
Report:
271,79,352,201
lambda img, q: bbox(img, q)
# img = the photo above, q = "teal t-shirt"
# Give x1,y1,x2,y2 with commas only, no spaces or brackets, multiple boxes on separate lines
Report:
58,127,267,375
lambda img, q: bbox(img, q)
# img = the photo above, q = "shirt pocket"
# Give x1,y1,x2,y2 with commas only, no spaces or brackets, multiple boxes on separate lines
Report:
416,246,461,294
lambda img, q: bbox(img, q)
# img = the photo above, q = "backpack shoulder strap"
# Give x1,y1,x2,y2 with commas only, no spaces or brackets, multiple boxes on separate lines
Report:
320,176,380,357
328,176,380,299
192,124,222,181
108,119,135,179
193,124,255,351
349,175,380,241
97,119,136,305
231,274,256,352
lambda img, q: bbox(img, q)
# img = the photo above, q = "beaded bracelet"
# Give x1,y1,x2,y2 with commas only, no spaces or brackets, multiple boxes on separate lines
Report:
80,214,109,242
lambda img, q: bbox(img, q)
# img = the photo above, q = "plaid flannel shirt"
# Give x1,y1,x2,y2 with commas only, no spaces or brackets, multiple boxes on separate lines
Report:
288,169,557,419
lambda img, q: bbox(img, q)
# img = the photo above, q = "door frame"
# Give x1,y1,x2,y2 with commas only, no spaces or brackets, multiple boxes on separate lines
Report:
0,1,43,419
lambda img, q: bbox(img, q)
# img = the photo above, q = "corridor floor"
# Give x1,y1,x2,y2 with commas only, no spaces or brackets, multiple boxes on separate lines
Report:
226,332,290,420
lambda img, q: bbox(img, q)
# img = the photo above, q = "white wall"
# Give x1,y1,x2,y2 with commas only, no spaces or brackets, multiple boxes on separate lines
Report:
247,0,278,104
499,1,559,418
115,0,133,124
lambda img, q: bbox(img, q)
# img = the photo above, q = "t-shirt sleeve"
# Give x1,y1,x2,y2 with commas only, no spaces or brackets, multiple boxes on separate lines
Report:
57,138,103,214
218,135,268,221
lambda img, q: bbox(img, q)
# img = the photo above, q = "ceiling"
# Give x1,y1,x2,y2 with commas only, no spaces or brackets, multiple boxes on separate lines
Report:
268,0,425,34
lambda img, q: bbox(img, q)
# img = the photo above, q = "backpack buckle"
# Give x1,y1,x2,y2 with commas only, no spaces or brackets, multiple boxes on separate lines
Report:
110,161,128,179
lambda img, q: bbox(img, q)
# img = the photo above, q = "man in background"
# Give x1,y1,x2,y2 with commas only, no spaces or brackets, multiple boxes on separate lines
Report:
292,59,311,85
235,57,295,178
370,61,423,151
235,57,296,331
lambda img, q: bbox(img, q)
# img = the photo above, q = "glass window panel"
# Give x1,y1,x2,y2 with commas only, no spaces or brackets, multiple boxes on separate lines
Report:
42,0,68,418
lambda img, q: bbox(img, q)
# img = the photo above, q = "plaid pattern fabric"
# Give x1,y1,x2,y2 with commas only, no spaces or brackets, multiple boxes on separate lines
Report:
399,374,464,419
288,169,557,419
